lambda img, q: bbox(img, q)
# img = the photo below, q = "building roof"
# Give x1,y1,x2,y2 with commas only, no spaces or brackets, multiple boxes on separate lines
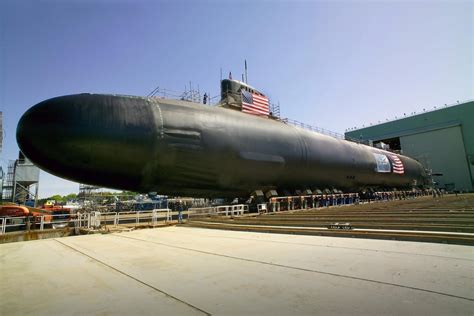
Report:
345,100,474,150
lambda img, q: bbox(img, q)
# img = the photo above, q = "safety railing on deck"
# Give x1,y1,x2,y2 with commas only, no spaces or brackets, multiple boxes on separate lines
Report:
281,118,364,143
147,86,220,106
282,118,346,140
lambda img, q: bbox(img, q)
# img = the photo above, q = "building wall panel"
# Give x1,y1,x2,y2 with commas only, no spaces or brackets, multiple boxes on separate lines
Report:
400,126,472,191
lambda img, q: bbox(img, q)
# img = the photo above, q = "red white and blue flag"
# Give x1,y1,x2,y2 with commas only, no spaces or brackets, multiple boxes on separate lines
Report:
241,90,269,116
389,155,404,174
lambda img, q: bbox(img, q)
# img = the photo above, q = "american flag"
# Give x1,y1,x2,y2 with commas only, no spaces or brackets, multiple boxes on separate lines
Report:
241,90,269,116
389,155,404,174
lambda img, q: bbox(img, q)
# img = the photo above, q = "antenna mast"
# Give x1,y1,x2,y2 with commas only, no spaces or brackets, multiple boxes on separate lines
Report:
244,60,248,83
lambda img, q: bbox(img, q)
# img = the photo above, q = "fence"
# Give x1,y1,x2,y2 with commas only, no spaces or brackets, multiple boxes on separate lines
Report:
0,209,171,235
1,191,427,234
91,209,171,228
187,204,249,220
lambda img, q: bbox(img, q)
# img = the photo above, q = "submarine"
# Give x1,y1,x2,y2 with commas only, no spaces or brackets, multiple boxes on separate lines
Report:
16,79,430,198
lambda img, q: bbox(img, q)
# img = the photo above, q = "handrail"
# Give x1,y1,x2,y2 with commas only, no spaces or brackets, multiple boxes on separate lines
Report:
148,86,220,106
0,209,173,234
281,118,349,140
188,204,249,220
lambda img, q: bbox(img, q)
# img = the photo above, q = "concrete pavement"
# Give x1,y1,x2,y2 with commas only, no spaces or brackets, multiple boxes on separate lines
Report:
1,226,473,315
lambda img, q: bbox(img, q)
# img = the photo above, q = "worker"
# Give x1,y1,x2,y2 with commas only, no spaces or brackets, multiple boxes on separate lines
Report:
177,200,183,223
26,214,31,231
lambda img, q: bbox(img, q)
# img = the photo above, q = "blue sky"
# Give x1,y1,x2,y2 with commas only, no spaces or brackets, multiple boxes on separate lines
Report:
1,0,472,198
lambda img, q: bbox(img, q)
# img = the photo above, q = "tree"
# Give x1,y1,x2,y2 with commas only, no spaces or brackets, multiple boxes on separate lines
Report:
49,195,63,202
64,193,77,201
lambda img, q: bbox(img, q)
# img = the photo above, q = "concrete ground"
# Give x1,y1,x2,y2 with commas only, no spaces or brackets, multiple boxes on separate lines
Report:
1,227,473,315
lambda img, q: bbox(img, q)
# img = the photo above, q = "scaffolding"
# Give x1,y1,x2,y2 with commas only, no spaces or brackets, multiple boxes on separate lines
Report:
0,111,3,153
270,102,281,119
147,84,219,106
78,184,101,200
0,111,3,200
1,153,40,206
0,167,3,201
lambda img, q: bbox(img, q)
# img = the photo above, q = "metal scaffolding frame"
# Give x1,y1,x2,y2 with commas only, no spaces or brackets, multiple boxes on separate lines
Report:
1,153,40,206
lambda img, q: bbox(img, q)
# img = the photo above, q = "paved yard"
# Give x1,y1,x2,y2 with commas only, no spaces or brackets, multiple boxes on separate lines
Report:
1,226,473,315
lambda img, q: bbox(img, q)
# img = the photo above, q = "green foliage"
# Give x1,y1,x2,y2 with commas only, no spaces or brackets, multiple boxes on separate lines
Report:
64,193,77,200
38,193,77,206
49,195,63,202
38,191,138,206
121,191,138,196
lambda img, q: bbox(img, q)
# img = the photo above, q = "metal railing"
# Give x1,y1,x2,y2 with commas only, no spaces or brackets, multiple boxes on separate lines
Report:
282,118,347,140
280,118,364,143
0,209,172,235
0,213,77,235
187,204,249,220
1,190,433,234
147,86,220,106
95,209,171,228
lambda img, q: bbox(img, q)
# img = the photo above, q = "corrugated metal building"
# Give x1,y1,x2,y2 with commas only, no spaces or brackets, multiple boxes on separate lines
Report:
345,101,474,192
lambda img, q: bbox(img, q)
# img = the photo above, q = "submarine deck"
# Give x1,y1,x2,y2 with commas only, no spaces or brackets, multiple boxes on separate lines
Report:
1,226,473,315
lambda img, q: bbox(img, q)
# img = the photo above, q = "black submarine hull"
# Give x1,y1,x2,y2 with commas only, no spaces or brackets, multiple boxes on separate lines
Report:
17,94,430,197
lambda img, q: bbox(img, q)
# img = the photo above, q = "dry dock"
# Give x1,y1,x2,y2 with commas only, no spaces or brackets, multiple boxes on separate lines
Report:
188,194,474,245
1,226,473,315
